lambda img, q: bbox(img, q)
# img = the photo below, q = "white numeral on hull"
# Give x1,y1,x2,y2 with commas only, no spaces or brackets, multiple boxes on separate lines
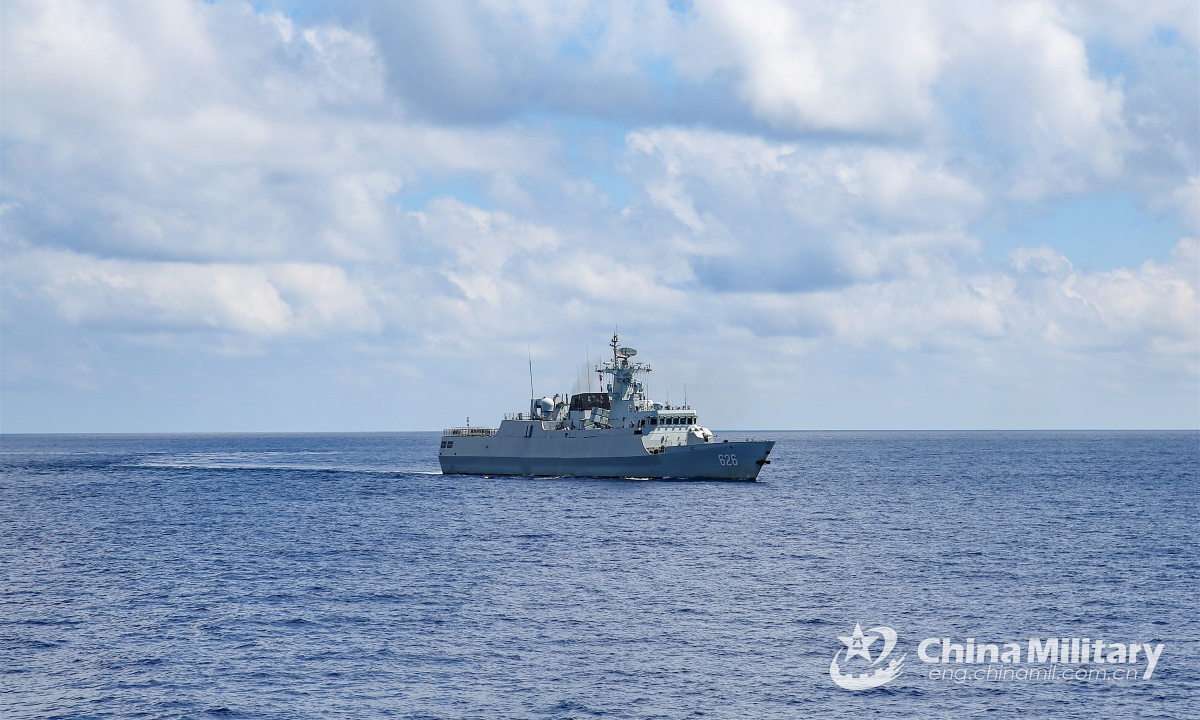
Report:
718,454,738,467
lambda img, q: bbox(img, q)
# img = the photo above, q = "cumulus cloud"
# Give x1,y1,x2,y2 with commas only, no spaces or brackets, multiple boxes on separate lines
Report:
623,127,986,292
6,250,380,335
941,1,1128,198
682,0,943,134
1170,176,1199,232
704,237,1197,363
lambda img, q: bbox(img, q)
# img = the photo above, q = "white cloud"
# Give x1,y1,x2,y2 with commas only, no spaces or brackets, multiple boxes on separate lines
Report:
415,198,559,305
8,250,380,336
710,238,1197,361
1052,238,1200,355
686,0,943,134
1170,176,1200,232
623,126,987,293
946,2,1128,198
1058,0,1199,48
658,1,1148,202
627,127,985,228
0,0,562,267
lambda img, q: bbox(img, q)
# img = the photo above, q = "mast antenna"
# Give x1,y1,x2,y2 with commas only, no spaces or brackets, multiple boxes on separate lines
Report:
527,345,535,400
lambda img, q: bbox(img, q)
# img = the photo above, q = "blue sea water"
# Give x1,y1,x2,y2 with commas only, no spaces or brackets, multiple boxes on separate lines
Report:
1,431,1197,719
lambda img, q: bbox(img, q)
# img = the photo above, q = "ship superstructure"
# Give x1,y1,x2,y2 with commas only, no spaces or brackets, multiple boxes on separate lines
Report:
438,335,774,480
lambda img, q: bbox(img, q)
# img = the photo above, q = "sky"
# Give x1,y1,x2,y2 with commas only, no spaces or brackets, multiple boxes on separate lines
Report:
1,0,1197,432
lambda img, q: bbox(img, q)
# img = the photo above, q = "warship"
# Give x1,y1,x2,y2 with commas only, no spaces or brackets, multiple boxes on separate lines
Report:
438,334,774,480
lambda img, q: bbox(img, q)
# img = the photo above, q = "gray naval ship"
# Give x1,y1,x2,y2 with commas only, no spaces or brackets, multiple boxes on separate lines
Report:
438,335,774,480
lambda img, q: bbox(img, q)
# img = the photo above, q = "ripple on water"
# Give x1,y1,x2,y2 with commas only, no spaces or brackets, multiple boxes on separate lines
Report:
0,431,1196,719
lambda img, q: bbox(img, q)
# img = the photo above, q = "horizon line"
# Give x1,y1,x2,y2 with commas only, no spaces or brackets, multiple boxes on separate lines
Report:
2,428,1197,437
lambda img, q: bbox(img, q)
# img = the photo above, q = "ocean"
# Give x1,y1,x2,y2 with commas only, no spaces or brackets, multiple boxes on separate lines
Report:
1,431,1197,719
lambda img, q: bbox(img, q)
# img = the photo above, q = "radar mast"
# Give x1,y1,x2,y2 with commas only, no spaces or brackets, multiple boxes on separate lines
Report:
600,333,652,402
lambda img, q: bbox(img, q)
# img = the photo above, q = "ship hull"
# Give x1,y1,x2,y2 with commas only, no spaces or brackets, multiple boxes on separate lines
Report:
439,438,774,480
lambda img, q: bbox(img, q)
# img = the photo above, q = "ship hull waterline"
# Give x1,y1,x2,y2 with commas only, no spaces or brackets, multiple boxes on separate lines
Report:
439,439,774,481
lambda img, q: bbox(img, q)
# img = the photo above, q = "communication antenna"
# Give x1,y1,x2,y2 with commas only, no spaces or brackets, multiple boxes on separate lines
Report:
527,345,535,400
684,383,688,409
586,344,592,392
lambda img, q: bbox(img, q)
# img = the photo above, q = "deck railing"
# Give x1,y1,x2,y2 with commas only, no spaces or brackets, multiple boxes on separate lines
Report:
443,427,495,437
